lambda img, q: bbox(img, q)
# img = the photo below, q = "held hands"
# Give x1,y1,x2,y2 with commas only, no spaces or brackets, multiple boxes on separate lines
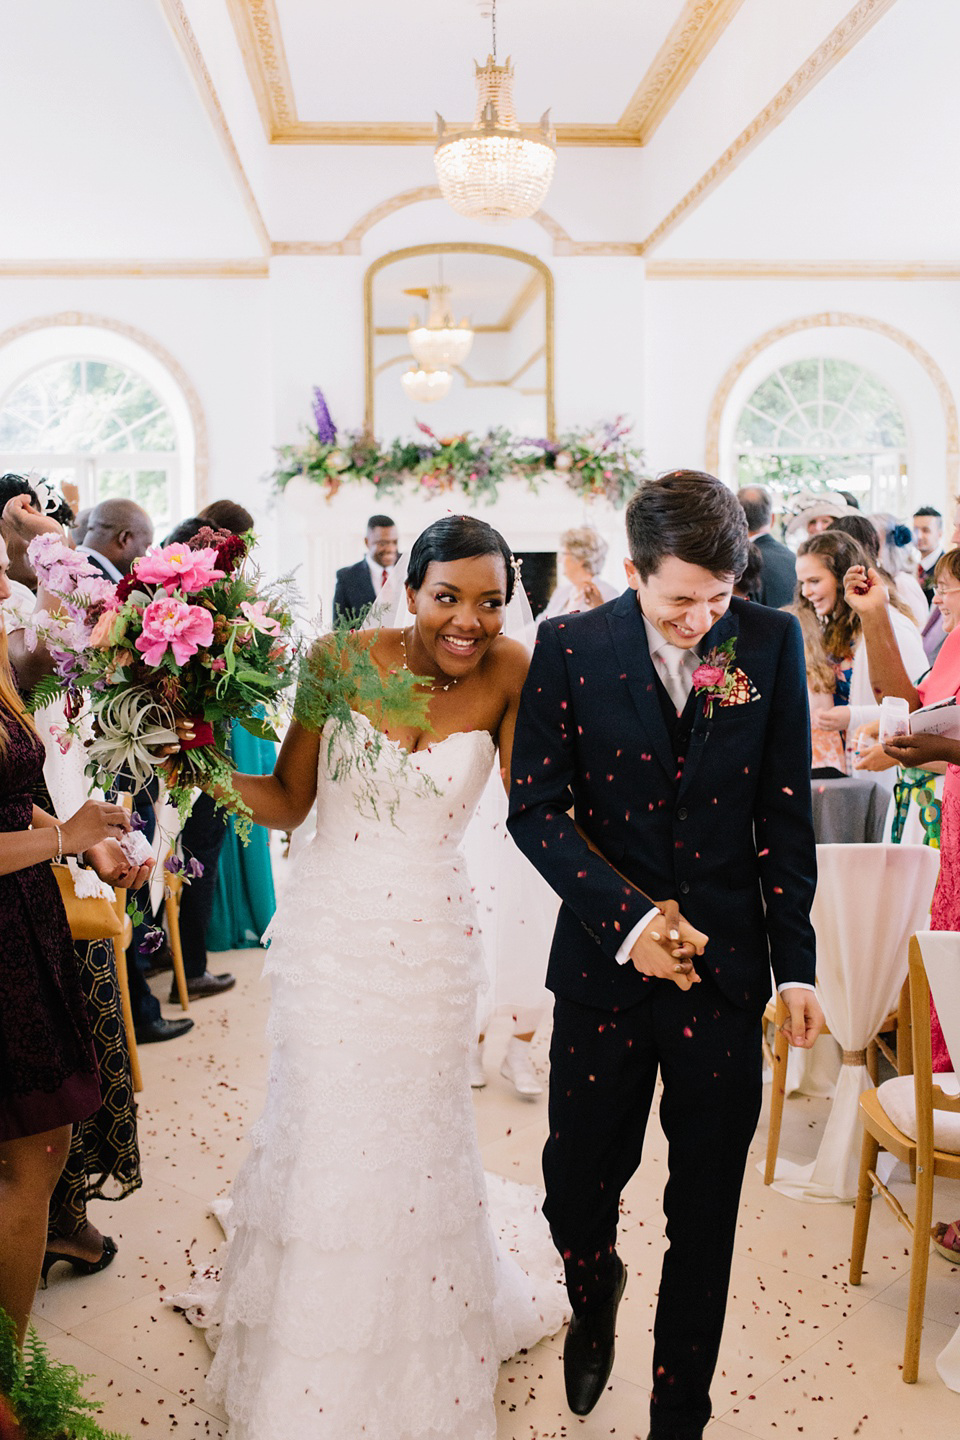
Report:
842,564,888,616
779,987,825,1049
85,837,153,891
59,798,131,856
630,899,708,991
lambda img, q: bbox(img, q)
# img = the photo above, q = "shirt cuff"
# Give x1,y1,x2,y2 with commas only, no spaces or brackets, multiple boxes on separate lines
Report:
777,981,816,994
615,907,661,965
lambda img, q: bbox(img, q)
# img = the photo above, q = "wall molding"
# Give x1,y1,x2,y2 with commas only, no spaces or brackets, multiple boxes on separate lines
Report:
640,0,899,254
0,311,209,504
646,260,960,281
0,260,268,278
619,0,747,142
704,311,959,493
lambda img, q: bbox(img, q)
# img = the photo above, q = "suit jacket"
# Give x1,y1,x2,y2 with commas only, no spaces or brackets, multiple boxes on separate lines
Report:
754,532,797,609
332,558,376,626
507,591,817,1014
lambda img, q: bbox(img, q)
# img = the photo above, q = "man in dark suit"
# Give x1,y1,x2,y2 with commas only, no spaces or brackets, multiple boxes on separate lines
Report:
738,485,797,607
913,504,944,604
508,472,822,1440
332,513,398,624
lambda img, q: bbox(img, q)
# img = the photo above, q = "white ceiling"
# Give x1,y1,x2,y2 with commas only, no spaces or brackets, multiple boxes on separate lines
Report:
0,0,955,264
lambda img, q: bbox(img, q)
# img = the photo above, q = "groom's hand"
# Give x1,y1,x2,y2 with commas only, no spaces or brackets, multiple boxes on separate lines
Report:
630,900,708,991
779,987,825,1048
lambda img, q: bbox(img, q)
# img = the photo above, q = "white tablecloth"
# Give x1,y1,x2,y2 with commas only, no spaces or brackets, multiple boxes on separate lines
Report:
771,844,940,1203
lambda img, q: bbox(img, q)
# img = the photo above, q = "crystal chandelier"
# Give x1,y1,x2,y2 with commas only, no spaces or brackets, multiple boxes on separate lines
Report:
434,0,556,224
408,284,474,370
400,366,452,405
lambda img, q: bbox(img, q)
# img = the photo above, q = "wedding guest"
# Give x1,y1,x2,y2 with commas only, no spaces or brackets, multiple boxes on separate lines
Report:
733,540,764,602
795,530,925,779
784,489,856,543
78,498,154,582
0,474,45,591
540,526,618,618
70,508,91,546
738,485,795,606
0,529,135,1345
871,512,928,625
198,499,253,534
913,504,944,602
332,513,398,624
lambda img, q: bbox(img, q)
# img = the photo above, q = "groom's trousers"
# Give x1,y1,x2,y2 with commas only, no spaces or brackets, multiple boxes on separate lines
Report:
543,974,763,1440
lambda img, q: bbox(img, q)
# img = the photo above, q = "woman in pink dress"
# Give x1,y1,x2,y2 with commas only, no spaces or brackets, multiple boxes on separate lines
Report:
844,547,960,1256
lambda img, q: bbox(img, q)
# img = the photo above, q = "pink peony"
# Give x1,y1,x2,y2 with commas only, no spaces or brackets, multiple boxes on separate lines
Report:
692,664,724,689
135,597,214,666
133,543,225,594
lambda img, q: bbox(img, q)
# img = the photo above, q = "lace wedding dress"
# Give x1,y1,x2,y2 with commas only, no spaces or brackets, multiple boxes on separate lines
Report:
179,713,567,1440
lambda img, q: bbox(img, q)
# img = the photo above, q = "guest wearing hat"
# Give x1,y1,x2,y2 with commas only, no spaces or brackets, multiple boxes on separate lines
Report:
783,489,858,542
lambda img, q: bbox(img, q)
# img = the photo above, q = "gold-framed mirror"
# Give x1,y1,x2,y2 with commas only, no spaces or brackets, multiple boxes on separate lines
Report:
364,243,555,440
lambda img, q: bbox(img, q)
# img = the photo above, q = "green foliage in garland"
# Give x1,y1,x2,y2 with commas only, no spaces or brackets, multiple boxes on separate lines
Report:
0,1308,128,1439
270,411,647,509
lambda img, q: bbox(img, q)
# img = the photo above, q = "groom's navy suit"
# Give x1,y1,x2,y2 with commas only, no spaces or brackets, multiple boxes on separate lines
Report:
508,591,817,1438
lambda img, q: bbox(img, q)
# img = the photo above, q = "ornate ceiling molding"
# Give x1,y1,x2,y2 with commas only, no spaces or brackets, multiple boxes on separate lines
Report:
640,0,900,254
0,260,268,278
225,0,743,147
159,0,271,254
646,260,960,280
0,311,210,503
704,311,959,491
619,0,748,142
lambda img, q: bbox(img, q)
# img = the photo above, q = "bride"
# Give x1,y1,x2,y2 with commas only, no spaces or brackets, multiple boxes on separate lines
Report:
187,516,567,1439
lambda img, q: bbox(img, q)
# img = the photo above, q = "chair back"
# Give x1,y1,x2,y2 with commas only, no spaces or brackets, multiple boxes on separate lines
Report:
908,934,960,1174
916,929,960,1069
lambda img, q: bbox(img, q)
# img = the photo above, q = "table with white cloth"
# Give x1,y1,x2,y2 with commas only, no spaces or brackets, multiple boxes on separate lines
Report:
770,843,941,1203
810,775,892,844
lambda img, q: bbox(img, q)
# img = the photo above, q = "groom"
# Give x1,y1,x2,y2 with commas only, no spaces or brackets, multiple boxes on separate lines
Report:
507,471,823,1440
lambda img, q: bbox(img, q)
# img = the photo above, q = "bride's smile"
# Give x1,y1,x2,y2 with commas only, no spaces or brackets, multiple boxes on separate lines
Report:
404,551,508,682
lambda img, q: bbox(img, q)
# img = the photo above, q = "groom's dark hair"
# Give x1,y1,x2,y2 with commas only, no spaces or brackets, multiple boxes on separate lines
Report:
626,470,749,581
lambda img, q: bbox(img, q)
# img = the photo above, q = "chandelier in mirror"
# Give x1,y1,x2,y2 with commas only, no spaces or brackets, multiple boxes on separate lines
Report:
400,366,452,405
407,283,474,370
434,0,556,224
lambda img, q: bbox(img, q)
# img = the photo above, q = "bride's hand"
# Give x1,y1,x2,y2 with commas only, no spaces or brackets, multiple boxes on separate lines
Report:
630,900,708,990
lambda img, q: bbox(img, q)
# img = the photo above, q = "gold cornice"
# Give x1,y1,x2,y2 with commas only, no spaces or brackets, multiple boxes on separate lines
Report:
640,0,900,255
619,0,748,142
225,0,293,135
365,243,555,438
646,260,960,280
704,311,959,491
0,311,209,503
272,122,637,147
0,259,268,278
159,0,271,254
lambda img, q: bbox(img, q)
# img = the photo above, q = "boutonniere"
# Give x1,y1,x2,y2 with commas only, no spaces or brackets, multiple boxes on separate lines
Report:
691,637,760,718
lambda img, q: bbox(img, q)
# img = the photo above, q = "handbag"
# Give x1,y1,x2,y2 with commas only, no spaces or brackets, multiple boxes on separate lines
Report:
51,863,122,941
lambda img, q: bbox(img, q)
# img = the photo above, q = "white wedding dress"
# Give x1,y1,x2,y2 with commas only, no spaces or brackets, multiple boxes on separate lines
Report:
180,713,567,1440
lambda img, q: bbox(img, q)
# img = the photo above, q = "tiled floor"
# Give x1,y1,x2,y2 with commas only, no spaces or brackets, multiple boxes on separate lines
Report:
32,950,960,1438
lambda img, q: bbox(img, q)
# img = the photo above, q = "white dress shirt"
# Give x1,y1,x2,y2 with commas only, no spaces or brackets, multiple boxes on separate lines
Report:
366,556,394,593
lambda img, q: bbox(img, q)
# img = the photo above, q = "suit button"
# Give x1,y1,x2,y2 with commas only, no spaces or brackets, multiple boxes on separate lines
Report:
677,806,688,821
679,881,690,895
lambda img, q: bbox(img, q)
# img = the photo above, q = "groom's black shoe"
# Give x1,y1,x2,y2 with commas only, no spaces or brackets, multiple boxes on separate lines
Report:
562,1257,627,1416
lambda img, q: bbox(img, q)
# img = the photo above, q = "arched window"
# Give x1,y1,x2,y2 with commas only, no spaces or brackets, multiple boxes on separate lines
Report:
0,356,179,531
735,357,908,512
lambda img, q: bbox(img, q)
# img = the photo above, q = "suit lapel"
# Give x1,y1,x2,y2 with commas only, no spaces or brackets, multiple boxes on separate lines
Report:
679,606,740,796
606,591,676,782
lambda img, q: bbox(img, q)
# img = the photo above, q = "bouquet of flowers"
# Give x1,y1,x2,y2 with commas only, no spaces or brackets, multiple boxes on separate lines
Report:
27,528,298,838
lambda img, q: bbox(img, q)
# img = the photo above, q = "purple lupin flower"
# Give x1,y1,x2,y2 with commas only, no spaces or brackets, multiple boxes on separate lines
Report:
185,857,204,879
138,927,165,955
312,387,337,445
164,854,184,874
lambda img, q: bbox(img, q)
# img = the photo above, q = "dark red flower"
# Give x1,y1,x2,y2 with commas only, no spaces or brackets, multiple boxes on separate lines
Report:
214,533,248,574
115,572,139,604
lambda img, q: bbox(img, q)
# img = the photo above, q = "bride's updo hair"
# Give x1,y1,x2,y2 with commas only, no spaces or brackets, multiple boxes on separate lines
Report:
406,516,516,602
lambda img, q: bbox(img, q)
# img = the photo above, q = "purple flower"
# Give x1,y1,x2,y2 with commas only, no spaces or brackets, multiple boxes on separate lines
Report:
130,811,148,832
164,854,183,874
138,927,165,955
185,857,204,879
312,387,337,445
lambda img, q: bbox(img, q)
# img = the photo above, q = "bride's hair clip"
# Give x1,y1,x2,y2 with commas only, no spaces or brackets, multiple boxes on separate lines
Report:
510,554,523,589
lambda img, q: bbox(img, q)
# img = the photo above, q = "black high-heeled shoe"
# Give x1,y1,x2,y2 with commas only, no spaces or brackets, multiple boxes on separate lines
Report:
40,1235,118,1288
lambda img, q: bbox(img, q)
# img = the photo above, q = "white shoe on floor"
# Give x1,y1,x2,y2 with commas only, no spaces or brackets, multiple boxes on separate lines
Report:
468,1043,487,1088
500,1037,543,1099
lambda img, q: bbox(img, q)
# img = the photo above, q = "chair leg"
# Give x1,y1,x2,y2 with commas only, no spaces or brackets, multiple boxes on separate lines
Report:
902,1161,935,1383
165,891,190,1011
849,1127,880,1285
113,938,143,1094
866,1038,879,1086
764,994,789,1186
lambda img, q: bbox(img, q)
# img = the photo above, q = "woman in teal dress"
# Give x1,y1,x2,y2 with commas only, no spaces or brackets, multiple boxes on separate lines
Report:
207,721,277,951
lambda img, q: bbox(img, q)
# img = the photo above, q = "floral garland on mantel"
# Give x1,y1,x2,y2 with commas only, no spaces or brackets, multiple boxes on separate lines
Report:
269,388,647,509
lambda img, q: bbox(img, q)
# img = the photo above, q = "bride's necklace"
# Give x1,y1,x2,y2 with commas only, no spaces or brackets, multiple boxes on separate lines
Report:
399,627,462,693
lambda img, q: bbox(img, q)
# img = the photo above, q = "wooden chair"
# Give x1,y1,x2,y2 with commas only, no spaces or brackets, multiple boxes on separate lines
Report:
849,932,960,1383
111,865,143,1095
162,848,190,1011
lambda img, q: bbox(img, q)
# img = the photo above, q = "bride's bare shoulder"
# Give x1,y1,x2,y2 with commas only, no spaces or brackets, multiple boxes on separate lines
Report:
486,634,530,685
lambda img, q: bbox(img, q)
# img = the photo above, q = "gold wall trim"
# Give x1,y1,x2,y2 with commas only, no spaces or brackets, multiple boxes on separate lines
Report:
225,0,293,134
365,244,555,438
0,311,209,503
0,260,268,278
160,0,271,254
647,260,960,281
640,0,899,255
704,311,959,493
619,0,747,142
